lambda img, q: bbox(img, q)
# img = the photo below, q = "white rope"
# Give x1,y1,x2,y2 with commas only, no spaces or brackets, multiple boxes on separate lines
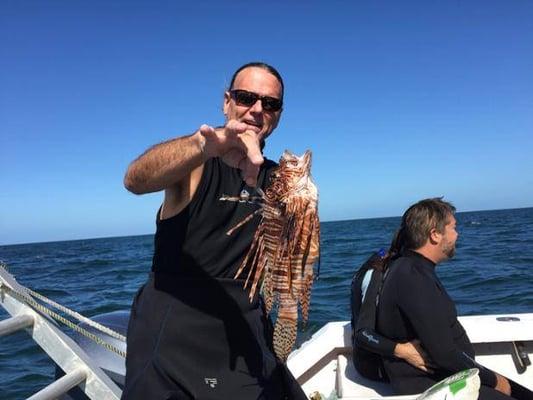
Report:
24,287,126,342
0,264,126,357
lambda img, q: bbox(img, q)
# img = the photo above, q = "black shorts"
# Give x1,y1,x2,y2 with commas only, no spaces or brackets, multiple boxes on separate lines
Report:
121,274,306,400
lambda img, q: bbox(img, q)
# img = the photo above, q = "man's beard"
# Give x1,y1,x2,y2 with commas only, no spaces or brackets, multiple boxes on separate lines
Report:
442,241,456,259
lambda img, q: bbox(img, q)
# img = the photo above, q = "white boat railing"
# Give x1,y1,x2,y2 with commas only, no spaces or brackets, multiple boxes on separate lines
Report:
0,266,122,400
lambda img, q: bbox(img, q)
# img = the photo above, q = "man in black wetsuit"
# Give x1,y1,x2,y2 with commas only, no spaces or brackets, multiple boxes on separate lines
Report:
122,63,306,399
351,250,433,380
376,198,515,399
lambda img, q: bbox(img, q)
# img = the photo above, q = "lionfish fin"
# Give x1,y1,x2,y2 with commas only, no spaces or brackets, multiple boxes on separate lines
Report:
226,208,263,236
273,316,298,362
243,236,264,289
234,229,261,279
248,256,268,301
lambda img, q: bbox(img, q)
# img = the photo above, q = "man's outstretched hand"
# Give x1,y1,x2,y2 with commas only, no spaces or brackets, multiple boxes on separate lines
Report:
200,121,264,187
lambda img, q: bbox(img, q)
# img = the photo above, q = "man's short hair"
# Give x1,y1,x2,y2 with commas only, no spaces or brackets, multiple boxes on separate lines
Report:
400,197,456,250
229,62,284,99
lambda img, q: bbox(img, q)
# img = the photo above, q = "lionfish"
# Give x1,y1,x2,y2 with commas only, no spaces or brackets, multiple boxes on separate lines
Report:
220,150,320,361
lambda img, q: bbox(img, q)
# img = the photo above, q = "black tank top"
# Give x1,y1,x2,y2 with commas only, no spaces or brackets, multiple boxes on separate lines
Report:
152,157,277,278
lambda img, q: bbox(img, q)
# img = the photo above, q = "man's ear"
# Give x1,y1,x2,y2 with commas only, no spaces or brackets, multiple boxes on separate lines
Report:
223,91,231,116
429,228,441,245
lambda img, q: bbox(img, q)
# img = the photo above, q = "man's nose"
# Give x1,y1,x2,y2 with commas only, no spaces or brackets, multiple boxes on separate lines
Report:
249,99,263,113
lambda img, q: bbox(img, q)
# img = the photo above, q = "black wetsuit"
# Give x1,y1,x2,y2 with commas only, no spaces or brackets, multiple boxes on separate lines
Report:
122,157,306,400
376,250,515,400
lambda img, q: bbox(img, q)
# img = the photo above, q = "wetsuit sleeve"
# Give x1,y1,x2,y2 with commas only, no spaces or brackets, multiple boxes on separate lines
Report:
353,268,396,356
396,269,497,387
355,327,397,356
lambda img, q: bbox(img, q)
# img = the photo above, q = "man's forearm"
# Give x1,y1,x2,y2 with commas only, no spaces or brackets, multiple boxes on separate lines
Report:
124,131,206,194
355,328,397,356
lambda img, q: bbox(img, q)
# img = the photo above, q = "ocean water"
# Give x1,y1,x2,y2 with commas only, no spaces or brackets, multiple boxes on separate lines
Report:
0,207,532,399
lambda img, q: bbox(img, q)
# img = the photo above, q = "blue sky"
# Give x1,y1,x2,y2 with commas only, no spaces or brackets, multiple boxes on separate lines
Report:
1,0,532,245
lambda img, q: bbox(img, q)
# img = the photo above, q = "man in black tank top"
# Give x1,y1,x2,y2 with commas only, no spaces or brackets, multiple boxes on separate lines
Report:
122,62,307,399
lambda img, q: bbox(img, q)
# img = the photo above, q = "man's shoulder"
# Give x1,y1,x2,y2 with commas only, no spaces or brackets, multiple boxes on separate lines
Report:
387,255,427,283
389,255,417,271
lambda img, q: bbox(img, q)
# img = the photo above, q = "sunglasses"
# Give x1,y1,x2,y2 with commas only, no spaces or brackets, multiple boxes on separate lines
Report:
229,89,283,112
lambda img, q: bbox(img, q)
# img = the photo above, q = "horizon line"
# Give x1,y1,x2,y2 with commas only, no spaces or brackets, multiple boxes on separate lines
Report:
2,205,531,247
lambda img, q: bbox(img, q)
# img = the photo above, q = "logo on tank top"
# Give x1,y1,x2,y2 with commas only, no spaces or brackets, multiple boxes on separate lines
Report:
204,378,218,388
